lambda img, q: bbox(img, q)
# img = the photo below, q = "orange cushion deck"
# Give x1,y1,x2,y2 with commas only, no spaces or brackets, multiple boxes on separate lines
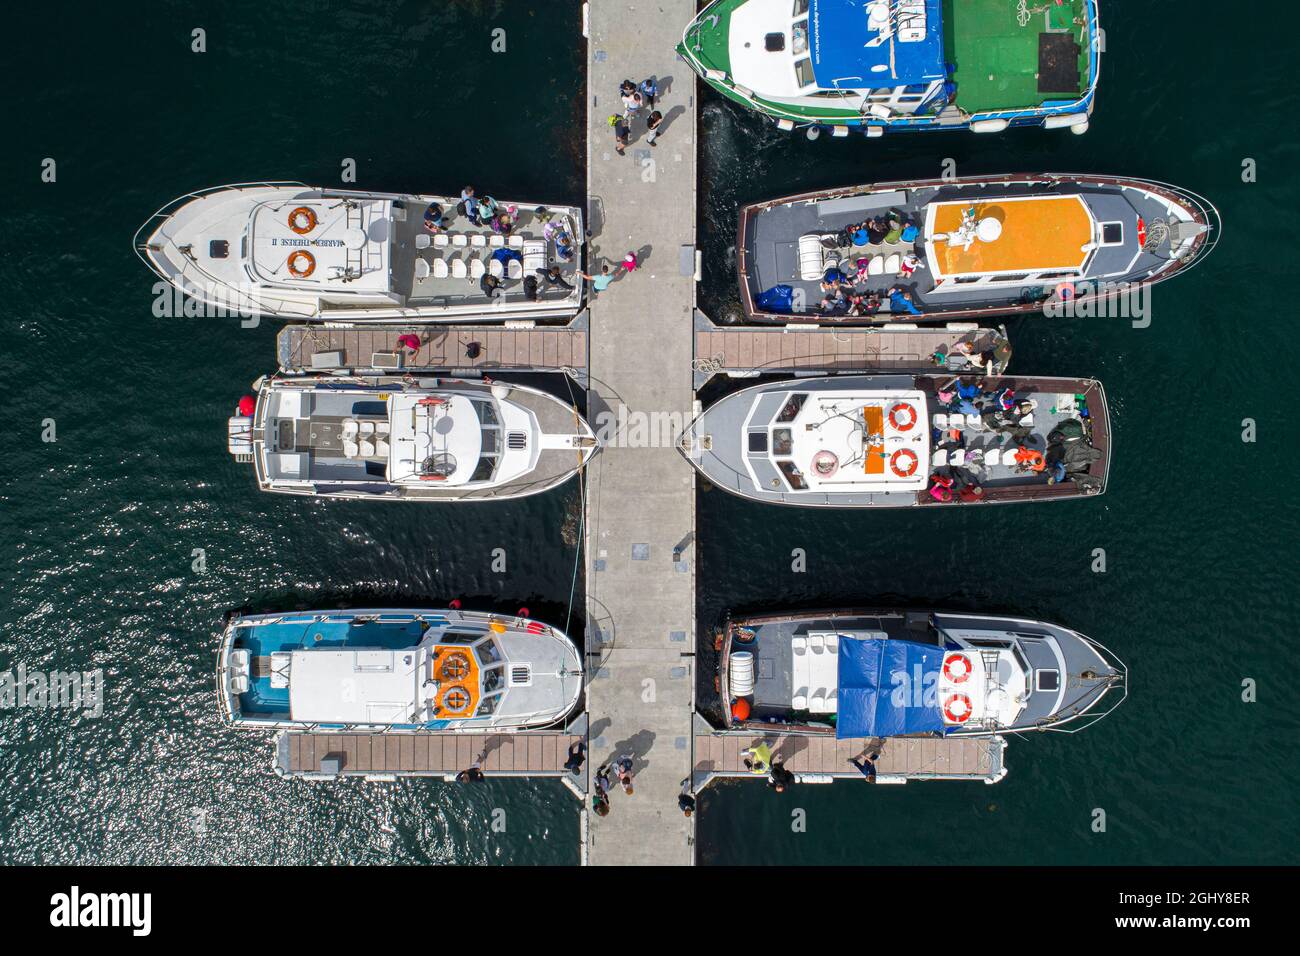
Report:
931,196,1091,276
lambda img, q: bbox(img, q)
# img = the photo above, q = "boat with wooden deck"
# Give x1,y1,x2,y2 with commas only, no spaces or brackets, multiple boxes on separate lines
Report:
739,174,1219,323
680,373,1110,507
227,374,596,503
719,609,1126,737
219,608,583,732
135,183,583,322
678,0,1101,137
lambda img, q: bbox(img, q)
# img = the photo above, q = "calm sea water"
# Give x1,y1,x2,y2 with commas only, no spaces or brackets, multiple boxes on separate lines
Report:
1,1,1295,866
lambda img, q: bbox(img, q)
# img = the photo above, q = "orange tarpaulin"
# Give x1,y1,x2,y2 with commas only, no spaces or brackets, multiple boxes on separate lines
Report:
930,196,1092,276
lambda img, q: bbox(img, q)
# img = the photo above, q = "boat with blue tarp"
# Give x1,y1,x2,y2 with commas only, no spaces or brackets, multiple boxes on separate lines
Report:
218,608,583,732
719,609,1126,736
678,0,1101,137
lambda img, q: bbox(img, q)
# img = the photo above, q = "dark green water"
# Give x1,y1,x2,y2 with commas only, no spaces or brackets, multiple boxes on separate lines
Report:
1,1,1296,866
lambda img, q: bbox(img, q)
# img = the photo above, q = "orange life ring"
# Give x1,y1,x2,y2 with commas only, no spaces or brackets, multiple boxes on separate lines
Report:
1055,281,1075,300
890,448,918,478
888,402,917,431
288,206,318,234
439,685,473,716
944,693,973,723
943,653,972,684
439,652,471,682
287,250,316,278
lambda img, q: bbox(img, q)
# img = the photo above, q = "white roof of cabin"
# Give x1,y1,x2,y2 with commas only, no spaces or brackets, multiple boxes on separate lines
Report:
248,198,391,293
288,647,424,724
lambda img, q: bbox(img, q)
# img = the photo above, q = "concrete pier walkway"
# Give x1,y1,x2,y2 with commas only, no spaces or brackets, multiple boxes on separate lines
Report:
582,0,698,865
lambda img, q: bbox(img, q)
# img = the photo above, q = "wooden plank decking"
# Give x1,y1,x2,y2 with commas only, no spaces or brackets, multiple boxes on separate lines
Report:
277,322,587,375
693,733,1005,783
278,732,583,778
693,315,1009,388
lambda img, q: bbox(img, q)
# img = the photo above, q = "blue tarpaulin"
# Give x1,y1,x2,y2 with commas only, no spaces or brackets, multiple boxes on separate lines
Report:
754,284,795,313
835,637,946,738
809,0,946,90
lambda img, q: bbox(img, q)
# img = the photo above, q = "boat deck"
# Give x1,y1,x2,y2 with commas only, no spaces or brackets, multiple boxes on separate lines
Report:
694,731,1006,785
947,0,1090,114
384,201,584,315
277,319,588,378
277,730,585,779
693,311,1009,388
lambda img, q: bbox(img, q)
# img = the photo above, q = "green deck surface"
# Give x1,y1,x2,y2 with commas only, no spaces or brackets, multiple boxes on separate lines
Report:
947,0,1089,114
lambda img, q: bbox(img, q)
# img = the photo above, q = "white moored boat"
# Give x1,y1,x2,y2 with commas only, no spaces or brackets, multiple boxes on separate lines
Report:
136,183,584,322
219,608,583,732
228,375,596,502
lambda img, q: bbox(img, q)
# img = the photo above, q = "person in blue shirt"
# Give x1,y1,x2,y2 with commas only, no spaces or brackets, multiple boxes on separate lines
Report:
887,286,922,315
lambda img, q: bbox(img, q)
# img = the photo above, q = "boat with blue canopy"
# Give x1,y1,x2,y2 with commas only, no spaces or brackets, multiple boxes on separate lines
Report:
719,609,1126,736
218,608,583,732
677,0,1101,137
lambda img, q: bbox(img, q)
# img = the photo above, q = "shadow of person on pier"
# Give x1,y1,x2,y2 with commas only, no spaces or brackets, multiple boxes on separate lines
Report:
654,104,687,140
605,729,656,775
773,736,808,764
588,716,613,745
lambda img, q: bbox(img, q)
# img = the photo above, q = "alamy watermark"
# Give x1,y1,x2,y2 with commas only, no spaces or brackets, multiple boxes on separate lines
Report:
1042,279,1151,328
0,664,104,717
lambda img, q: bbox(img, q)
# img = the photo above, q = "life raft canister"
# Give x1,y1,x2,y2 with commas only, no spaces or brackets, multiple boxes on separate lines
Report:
943,653,972,684
418,396,448,407
287,250,316,278
1136,216,1147,248
888,402,918,431
525,620,546,635
944,693,973,723
288,206,318,235
439,685,473,716
890,448,919,477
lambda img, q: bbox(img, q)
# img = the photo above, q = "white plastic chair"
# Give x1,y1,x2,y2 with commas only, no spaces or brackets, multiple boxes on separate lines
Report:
867,255,885,276
470,234,487,248
342,419,359,439
415,233,431,250
375,438,389,457
469,258,486,279
432,258,449,279
932,449,949,467
433,234,450,247
414,259,430,281
451,234,468,247
358,439,375,458
884,253,901,273
359,420,375,437
343,439,359,459
507,260,523,279
507,235,524,248
489,235,506,247
489,259,505,278
451,258,468,279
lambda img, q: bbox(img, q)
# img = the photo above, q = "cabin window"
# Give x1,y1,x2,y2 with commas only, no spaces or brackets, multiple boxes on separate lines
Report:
772,428,793,456
481,665,505,694
777,460,808,490
473,400,499,425
475,693,501,717
794,56,816,89
1100,221,1124,246
747,431,769,453
792,0,809,14
475,638,503,665
1035,669,1060,692
470,455,497,482
440,631,480,645
776,393,807,422
792,18,808,55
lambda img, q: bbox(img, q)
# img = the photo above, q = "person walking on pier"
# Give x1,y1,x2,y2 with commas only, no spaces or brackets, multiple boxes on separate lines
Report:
595,763,615,797
678,778,696,818
609,114,630,155
742,741,772,775
592,791,610,817
580,264,618,295
638,77,658,111
615,754,635,795
564,740,586,776
768,760,796,793
456,749,488,783
849,751,880,782
645,110,664,146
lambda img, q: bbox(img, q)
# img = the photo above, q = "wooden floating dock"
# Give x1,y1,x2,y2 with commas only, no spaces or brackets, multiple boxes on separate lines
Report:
276,317,588,378
693,312,1010,388
275,730,585,780
693,732,1006,786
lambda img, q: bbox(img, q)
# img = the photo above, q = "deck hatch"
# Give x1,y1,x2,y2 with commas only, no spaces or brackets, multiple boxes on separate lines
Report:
507,430,528,450
509,664,533,687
